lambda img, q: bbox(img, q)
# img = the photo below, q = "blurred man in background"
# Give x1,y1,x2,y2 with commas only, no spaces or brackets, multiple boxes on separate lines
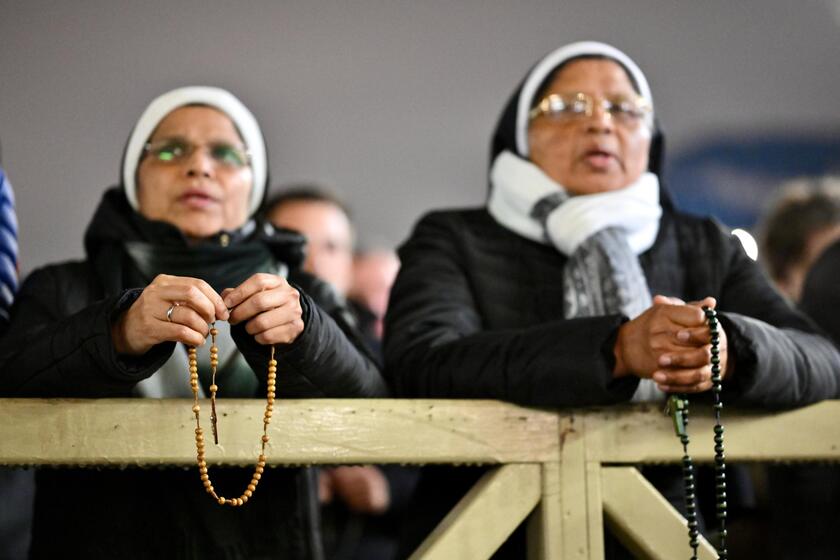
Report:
265,186,415,560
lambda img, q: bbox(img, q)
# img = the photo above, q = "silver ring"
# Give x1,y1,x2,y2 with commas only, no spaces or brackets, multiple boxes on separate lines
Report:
166,302,180,322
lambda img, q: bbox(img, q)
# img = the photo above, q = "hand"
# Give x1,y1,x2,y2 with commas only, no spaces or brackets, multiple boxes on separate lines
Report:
222,273,304,345
319,466,390,515
112,274,229,355
614,295,729,394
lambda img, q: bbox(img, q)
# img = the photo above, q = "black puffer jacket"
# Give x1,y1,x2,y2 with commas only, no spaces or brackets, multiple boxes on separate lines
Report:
0,189,387,559
385,206,840,408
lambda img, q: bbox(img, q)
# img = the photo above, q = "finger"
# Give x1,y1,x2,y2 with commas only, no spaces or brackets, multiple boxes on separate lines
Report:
653,294,685,306
252,319,306,345
153,283,220,324
674,326,713,345
223,273,285,310
186,278,229,321
158,321,208,347
657,345,711,369
244,305,304,337
229,284,300,325
685,296,717,310
652,367,712,393
166,304,211,338
658,304,707,328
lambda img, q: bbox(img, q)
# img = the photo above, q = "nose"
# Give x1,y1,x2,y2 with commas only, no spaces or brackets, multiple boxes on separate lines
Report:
184,146,214,178
585,102,613,134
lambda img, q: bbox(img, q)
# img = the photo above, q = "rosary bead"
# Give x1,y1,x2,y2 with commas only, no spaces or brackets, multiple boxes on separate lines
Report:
244,489,253,498
256,465,264,474
269,359,277,367
218,497,226,505
253,473,262,481
261,435,270,443
192,404,201,413
209,384,218,393
248,483,256,493
210,328,218,336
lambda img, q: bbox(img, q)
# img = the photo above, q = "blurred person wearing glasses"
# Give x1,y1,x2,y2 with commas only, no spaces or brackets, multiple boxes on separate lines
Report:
384,41,840,557
0,87,386,559
266,187,416,560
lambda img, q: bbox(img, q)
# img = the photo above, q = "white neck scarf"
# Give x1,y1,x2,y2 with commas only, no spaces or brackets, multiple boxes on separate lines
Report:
488,150,662,255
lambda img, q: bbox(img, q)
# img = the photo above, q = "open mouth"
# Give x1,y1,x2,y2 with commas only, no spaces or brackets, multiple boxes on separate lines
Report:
583,149,616,169
179,191,219,208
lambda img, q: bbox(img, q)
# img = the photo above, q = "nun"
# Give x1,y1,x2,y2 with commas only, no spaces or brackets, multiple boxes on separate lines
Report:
0,86,386,559
384,41,840,556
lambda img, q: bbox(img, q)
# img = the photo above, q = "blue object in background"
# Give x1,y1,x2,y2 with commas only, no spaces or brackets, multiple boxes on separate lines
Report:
665,131,840,229
0,166,18,325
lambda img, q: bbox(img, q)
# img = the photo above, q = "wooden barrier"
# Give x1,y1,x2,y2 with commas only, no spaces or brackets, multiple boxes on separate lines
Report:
2,398,839,559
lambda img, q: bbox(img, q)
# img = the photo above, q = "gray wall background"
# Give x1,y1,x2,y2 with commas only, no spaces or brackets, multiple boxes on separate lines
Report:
2,0,839,275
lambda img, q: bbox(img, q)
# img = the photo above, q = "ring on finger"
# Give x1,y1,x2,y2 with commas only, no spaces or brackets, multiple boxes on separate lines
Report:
166,302,180,322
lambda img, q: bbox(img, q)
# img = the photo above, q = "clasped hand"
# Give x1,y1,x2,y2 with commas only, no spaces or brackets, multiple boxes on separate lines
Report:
112,273,304,355
614,295,730,393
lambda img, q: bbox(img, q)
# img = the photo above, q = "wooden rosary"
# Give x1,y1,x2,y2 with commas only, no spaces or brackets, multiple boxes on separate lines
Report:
189,323,276,506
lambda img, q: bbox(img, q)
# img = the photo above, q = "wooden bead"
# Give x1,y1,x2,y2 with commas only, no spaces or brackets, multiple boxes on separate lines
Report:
209,384,218,393
201,473,209,482
256,465,264,474
261,435,270,443
269,359,277,367
218,497,226,505
244,489,253,498
253,473,261,481
248,483,257,492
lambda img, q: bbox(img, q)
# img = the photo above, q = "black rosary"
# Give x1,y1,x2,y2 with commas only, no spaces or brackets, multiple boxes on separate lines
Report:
666,307,727,560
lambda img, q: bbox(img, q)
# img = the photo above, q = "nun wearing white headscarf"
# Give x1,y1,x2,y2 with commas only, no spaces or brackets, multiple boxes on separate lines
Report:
384,42,840,555
0,86,386,559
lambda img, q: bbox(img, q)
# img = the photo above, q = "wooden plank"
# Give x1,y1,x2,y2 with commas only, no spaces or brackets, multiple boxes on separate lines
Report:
410,464,541,560
602,467,717,560
586,461,605,559
585,401,840,463
526,462,562,560
559,414,590,559
0,398,559,466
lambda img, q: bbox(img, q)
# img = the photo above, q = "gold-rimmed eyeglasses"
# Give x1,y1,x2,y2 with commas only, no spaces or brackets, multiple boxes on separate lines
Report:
529,92,651,127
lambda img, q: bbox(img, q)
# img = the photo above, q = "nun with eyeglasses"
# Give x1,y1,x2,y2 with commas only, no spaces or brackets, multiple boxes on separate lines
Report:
384,41,840,557
0,86,386,559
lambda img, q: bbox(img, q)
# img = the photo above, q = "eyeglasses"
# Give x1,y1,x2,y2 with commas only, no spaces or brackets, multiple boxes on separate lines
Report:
529,92,651,127
143,138,251,168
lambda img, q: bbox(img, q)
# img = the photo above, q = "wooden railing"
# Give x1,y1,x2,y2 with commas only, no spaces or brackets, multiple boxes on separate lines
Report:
2,398,839,559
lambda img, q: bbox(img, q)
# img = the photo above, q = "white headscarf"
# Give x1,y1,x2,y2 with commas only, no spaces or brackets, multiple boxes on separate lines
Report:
121,86,268,217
